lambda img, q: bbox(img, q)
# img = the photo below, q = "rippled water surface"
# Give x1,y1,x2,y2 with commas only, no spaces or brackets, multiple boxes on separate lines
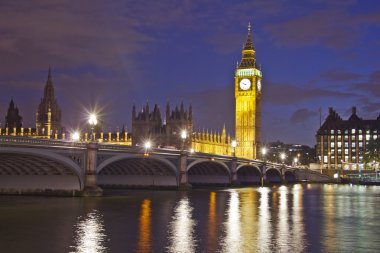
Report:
1,184,380,253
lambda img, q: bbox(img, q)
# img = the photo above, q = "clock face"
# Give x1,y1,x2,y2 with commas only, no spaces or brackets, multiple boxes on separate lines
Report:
239,78,251,90
257,79,262,91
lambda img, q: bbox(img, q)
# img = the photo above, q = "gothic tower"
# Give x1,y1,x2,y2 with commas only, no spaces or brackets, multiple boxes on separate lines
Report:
5,99,23,133
235,23,262,159
36,66,62,136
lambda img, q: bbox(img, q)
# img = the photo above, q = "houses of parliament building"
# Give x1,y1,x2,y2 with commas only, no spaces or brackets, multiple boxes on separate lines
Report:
1,24,262,160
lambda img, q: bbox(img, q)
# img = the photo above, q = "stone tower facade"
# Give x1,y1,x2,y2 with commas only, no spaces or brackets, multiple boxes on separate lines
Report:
36,66,62,136
5,99,23,133
235,23,262,159
131,102,192,149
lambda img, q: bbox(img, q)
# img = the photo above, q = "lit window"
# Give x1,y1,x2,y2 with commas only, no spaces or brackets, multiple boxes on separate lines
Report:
359,135,363,141
331,142,335,148
345,143,349,148
366,135,371,140
352,143,356,148
337,142,342,148
374,135,378,140
359,130,362,134
359,142,363,147
330,130,334,134
351,129,356,134
345,149,349,154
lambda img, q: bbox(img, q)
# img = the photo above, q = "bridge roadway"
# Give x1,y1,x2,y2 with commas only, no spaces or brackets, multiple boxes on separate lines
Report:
0,136,331,195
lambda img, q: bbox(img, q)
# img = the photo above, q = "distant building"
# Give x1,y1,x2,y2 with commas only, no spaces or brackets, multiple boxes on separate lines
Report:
36,66,62,137
132,102,193,149
5,99,23,133
264,141,315,165
316,107,380,170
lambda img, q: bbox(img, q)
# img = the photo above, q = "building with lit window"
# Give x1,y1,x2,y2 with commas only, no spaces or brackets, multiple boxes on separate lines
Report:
316,107,380,171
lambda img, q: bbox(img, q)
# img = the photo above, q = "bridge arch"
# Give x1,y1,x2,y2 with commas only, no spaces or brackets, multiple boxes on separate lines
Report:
284,170,296,183
265,167,282,184
187,159,230,185
96,154,178,188
236,164,262,184
0,147,83,191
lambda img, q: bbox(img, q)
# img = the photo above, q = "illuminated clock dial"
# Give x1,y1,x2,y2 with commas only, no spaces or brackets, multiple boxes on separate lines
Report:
257,79,262,91
239,78,251,90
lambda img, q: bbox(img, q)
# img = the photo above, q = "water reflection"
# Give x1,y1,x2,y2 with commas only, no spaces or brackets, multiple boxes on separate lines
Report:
291,184,306,252
167,197,197,253
221,191,241,253
137,199,152,253
277,186,290,252
257,187,272,252
70,210,108,253
207,192,217,252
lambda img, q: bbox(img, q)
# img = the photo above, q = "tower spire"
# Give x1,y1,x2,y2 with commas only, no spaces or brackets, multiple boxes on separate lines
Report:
44,66,55,100
243,22,254,51
238,22,256,69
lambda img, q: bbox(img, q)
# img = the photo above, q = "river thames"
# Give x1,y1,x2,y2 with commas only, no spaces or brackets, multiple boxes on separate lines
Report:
0,184,379,253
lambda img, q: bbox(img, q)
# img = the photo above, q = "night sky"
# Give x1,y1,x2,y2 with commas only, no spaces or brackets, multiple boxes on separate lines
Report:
0,0,379,146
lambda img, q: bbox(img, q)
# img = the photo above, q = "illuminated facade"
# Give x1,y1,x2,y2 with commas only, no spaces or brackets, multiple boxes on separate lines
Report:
235,23,262,159
132,102,193,149
316,107,380,170
36,66,62,137
192,125,232,155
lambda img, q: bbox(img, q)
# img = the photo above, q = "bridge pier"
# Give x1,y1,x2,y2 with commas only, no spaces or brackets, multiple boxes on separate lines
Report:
179,152,192,190
83,142,103,196
230,157,239,186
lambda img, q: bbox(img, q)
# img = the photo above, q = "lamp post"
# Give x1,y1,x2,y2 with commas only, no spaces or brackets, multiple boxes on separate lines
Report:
88,113,98,141
293,157,298,167
144,140,151,156
280,153,286,164
71,131,80,141
231,140,237,157
261,147,267,162
181,129,187,152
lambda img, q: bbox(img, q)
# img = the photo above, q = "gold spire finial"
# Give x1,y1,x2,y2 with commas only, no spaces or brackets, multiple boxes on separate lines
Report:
248,22,251,32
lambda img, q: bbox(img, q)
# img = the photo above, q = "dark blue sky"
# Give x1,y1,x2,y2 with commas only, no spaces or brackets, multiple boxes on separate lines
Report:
0,0,379,146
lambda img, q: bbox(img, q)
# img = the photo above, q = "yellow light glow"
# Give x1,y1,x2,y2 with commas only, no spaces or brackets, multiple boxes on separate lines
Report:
88,113,98,126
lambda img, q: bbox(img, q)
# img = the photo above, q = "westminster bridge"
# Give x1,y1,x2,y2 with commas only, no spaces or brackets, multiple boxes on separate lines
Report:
0,136,331,194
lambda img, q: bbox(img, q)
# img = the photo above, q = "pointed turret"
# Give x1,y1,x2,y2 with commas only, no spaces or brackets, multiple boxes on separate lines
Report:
238,22,257,69
189,104,192,120
166,102,170,120
44,65,55,100
243,22,254,51
132,104,136,119
36,66,62,136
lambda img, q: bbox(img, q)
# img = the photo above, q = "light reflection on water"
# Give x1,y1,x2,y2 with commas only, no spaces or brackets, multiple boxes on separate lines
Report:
2,185,380,252
70,210,108,253
137,199,151,253
167,197,197,253
221,191,241,253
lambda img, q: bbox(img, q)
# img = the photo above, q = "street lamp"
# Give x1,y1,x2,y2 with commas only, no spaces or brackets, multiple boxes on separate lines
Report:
144,140,151,156
88,113,98,141
293,157,298,167
280,153,286,164
231,140,237,157
261,147,267,161
181,129,187,151
71,131,80,141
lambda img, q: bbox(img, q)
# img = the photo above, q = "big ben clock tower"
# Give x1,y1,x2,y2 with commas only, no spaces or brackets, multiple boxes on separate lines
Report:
235,23,262,159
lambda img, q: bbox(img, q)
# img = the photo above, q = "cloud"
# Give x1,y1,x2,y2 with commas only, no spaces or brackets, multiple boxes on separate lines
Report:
290,108,318,124
320,69,362,82
355,70,380,96
263,80,357,104
264,7,380,49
